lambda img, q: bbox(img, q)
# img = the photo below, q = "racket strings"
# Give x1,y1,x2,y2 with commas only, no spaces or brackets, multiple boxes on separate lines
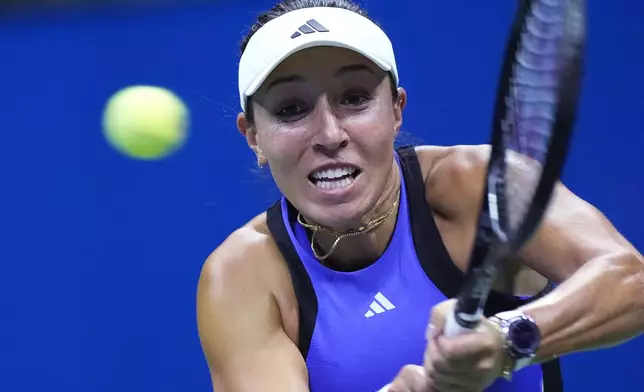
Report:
503,0,568,230
451,0,584,327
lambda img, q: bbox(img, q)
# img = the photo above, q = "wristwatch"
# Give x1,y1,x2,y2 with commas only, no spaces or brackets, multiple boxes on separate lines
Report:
490,310,541,380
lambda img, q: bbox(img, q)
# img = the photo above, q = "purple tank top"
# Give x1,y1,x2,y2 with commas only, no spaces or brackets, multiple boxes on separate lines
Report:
275,150,549,392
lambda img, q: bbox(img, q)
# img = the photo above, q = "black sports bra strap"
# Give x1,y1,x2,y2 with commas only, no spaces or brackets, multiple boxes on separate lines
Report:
266,201,318,359
397,146,465,299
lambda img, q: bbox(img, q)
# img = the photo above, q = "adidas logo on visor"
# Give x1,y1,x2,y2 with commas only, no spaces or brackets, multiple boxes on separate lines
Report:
291,19,329,39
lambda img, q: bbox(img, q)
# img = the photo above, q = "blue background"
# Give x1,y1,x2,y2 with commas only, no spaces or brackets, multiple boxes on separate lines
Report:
1,1,642,391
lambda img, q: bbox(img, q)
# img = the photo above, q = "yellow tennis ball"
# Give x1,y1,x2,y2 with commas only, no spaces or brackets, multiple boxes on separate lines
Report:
102,85,189,160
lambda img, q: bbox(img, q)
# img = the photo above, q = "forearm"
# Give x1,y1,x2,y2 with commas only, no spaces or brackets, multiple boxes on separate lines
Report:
519,252,644,363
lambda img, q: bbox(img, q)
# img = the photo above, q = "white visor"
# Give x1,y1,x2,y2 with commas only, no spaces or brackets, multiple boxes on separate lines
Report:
238,7,399,111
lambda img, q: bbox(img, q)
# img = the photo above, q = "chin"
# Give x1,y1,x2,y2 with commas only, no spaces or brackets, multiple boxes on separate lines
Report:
300,200,371,231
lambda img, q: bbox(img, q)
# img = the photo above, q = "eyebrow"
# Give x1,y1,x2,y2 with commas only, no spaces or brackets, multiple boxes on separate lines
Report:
265,63,375,92
335,63,375,77
266,74,304,92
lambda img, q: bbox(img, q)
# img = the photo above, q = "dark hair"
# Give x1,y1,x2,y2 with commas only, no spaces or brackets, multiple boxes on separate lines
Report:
239,0,398,123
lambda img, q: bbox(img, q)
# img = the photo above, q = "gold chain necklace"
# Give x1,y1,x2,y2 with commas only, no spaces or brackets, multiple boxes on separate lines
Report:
296,190,400,261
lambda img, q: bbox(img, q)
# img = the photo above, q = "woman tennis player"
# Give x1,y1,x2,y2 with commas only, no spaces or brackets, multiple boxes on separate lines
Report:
196,1,644,391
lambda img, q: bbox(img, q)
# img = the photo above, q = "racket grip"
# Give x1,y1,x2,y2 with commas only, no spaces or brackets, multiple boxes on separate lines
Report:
443,310,475,338
376,383,391,392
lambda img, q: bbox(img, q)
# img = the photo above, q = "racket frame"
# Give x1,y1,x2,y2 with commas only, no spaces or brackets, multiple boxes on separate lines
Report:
446,0,586,336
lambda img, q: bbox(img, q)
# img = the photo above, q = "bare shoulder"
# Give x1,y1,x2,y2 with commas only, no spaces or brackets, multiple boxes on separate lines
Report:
414,144,490,219
197,213,307,391
197,212,299,345
199,213,277,296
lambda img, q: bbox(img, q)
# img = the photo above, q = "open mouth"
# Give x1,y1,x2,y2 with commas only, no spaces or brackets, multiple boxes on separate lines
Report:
308,166,362,190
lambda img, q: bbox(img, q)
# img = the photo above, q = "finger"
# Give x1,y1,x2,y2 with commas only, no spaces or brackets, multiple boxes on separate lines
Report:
426,322,441,342
432,378,471,392
435,331,499,366
431,367,486,392
388,365,433,392
430,334,474,373
425,335,479,392
425,353,475,391
424,299,457,371
426,332,477,377
427,299,457,334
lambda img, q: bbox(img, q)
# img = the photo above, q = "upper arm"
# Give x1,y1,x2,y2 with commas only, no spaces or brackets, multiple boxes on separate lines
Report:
421,144,642,284
517,180,643,282
196,230,309,392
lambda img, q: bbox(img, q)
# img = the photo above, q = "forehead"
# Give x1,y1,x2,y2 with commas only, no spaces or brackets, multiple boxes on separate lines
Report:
264,46,382,84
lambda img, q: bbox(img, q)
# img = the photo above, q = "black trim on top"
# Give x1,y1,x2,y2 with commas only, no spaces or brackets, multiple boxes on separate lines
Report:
266,201,318,360
397,145,465,300
542,360,564,392
396,145,562,392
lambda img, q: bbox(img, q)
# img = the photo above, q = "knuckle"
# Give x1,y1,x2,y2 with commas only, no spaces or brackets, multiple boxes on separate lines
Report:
478,358,495,372
441,344,457,362
428,355,445,373
481,334,499,354
387,384,403,392
395,365,409,379
399,364,420,377
390,365,426,391
425,366,439,381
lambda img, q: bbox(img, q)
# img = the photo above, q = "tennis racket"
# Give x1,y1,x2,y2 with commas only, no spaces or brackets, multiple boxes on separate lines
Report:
444,0,587,337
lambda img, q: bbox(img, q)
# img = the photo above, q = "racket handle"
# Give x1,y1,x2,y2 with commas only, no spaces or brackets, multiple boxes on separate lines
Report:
376,383,391,392
443,310,476,338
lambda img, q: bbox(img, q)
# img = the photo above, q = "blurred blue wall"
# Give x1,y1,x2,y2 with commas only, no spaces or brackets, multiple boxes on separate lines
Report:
1,1,642,391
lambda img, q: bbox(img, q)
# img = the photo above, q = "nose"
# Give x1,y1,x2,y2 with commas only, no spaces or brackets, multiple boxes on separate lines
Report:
310,100,349,153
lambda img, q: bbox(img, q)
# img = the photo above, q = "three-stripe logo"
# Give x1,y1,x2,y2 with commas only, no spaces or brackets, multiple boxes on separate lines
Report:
364,292,396,318
291,19,330,39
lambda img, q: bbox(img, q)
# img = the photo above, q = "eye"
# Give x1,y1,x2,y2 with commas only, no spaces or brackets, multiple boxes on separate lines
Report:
275,103,308,119
341,92,370,106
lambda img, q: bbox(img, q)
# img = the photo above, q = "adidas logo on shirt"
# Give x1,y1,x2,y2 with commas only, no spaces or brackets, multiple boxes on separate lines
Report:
291,19,330,39
364,292,396,318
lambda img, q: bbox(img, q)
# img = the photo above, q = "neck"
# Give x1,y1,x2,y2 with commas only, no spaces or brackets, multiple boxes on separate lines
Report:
308,161,401,271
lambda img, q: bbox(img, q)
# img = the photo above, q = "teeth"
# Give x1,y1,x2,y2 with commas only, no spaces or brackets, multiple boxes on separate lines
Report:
314,176,355,190
310,166,359,191
312,166,356,180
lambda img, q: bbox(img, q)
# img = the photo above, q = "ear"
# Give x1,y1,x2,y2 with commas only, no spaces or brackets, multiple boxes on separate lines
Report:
393,87,407,135
237,112,267,166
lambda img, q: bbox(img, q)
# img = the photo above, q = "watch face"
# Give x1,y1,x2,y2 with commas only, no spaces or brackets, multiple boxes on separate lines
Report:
508,318,541,356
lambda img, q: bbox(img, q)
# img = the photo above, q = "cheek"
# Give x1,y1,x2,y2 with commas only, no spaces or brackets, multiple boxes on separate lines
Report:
258,129,309,180
347,106,397,152
262,130,309,158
